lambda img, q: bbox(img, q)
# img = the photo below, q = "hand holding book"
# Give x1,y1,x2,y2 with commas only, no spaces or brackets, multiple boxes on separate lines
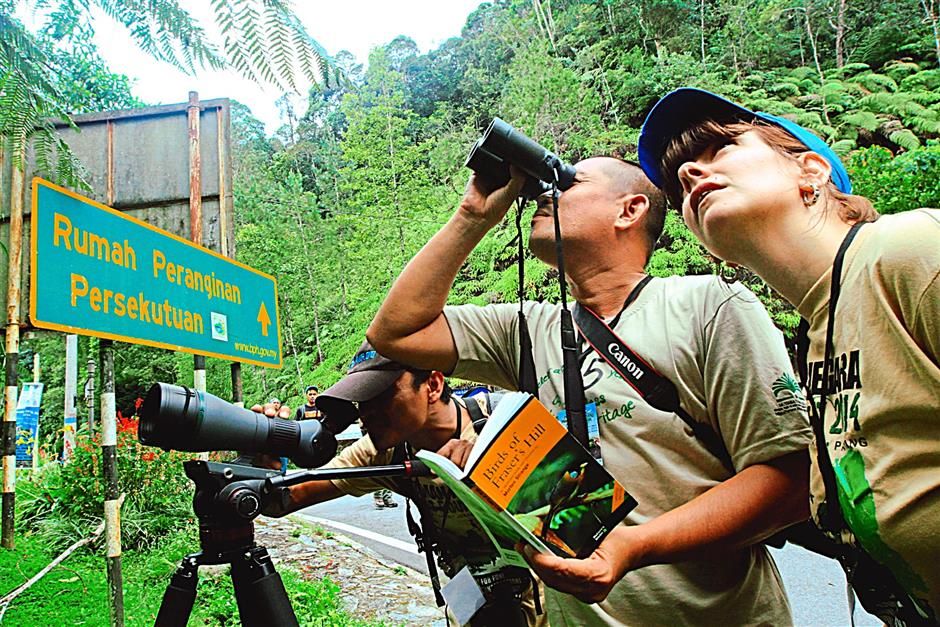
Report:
419,393,637,567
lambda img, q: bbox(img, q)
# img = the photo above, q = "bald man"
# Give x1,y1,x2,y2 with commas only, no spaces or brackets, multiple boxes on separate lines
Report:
367,158,812,625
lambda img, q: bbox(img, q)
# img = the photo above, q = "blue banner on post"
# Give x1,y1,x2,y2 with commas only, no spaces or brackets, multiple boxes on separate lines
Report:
15,382,44,467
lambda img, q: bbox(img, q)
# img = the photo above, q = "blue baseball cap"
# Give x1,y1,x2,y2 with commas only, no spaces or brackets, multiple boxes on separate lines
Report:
638,88,852,194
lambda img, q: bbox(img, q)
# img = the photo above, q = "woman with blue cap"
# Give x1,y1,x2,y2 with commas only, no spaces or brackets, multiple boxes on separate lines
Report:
638,88,939,625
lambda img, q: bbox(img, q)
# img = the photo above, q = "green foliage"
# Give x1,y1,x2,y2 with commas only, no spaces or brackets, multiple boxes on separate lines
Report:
846,142,940,214
17,418,196,551
0,526,377,626
1,0,333,188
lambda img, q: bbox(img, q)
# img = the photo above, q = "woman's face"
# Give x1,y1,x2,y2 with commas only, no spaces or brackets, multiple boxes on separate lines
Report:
676,129,803,261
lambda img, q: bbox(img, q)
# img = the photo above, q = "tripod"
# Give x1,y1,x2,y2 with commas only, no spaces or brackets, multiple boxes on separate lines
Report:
155,461,296,626
155,459,431,626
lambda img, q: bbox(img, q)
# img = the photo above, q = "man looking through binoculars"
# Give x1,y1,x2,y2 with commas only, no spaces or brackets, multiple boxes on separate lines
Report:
367,157,813,625
259,341,544,626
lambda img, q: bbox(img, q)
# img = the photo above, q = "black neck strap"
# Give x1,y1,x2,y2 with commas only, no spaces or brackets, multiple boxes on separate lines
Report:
451,400,463,441
549,177,589,448
572,286,735,474
799,222,865,532
515,198,539,395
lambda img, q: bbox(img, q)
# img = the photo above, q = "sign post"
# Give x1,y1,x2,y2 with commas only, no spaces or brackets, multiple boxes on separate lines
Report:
29,178,282,367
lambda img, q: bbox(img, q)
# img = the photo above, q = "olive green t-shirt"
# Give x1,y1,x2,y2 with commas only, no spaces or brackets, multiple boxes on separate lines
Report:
797,209,940,618
445,275,811,626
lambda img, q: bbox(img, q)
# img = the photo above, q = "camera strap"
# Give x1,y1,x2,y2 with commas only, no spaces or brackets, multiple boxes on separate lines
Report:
549,178,590,449
797,222,934,626
570,281,736,474
515,198,539,396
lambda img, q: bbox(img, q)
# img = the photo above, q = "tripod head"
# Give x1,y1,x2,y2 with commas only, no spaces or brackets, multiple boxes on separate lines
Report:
184,460,279,555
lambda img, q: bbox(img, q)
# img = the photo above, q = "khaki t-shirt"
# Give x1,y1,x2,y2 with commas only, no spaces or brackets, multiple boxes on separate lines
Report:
445,275,811,626
797,209,940,617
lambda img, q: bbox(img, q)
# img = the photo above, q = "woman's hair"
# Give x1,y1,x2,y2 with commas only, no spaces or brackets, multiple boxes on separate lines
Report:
660,119,878,224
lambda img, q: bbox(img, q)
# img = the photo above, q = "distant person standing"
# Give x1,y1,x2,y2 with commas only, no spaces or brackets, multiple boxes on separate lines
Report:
294,385,323,421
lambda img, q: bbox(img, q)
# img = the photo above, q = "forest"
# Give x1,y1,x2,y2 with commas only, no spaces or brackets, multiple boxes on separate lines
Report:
4,0,940,474
1,0,939,623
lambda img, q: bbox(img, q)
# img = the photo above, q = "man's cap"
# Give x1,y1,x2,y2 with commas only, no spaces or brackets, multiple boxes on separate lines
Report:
305,385,319,393
638,87,851,194
316,340,405,421
268,397,281,405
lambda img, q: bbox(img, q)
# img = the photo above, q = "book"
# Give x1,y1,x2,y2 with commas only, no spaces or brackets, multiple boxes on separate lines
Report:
416,392,637,564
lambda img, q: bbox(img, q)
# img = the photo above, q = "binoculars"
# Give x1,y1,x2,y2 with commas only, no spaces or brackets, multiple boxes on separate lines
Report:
464,118,576,200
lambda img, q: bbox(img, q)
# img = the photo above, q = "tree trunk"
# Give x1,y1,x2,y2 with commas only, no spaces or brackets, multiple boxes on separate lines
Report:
281,296,304,391
330,171,350,315
804,2,831,124
922,0,940,67
700,0,707,70
384,107,406,265
290,208,325,364
834,0,847,68
533,0,557,52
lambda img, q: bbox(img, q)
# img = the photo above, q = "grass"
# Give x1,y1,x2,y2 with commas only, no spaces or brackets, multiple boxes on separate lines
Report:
0,528,382,626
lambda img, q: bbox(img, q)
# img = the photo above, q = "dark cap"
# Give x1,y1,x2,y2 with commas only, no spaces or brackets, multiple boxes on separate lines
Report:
316,341,405,423
638,87,851,194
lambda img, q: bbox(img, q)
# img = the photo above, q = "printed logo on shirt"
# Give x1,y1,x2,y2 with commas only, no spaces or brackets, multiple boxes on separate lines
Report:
805,349,864,443
771,372,807,416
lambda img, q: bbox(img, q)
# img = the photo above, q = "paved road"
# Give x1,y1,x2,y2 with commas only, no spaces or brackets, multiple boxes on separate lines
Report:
300,493,880,626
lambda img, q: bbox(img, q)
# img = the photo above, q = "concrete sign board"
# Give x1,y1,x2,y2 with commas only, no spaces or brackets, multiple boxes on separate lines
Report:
30,178,281,367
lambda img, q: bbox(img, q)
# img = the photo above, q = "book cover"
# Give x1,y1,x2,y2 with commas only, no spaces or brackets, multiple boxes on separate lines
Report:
418,392,637,560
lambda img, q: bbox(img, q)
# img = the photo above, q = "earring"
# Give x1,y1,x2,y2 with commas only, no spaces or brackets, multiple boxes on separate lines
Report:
712,257,741,284
802,182,820,207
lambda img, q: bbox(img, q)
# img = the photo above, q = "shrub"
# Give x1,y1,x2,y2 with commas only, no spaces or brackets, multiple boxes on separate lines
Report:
846,141,940,214
18,412,201,551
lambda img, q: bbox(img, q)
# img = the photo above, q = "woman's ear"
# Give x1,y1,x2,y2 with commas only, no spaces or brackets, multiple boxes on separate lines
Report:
797,151,832,188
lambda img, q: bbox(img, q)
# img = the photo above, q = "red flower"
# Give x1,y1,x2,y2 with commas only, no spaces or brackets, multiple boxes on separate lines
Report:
117,411,138,435
141,452,155,462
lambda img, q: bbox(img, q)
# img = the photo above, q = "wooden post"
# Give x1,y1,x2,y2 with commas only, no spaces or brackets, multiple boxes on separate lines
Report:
63,335,78,462
218,102,243,407
188,91,209,457
2,146,24,549
100,340,124,626
188,91,202,246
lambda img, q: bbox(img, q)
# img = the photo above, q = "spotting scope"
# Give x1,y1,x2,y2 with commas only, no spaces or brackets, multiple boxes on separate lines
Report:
139,383,337,468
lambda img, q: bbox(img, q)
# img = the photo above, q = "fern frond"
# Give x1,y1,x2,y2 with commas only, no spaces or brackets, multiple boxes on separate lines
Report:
841,111,879,132
889,128,921,150
854,72,897,93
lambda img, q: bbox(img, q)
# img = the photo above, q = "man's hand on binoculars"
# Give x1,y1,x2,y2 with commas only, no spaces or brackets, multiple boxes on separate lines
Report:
250,403,293,419
458,167,526,229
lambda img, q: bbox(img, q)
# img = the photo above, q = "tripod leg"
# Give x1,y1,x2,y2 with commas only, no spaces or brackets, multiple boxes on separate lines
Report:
230,546,299,627
155,556,199,627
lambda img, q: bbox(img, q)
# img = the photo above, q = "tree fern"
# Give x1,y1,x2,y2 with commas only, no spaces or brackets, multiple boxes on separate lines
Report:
889,127,921,150
1,0,336,185
841,110,880,131
854,72,898,93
